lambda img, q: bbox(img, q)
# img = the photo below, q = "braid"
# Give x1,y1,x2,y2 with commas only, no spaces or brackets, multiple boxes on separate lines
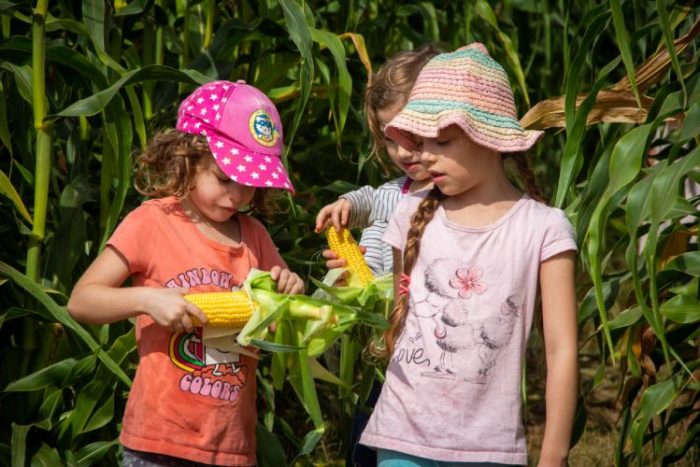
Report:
506,152,547,203
375,187,444,358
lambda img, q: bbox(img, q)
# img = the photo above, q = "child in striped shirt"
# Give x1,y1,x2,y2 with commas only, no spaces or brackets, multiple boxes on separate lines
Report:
314,44,440,276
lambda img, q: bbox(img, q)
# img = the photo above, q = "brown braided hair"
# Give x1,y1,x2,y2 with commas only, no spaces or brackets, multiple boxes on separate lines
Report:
134,129,278,217
371,186,445,358
504,151,546,203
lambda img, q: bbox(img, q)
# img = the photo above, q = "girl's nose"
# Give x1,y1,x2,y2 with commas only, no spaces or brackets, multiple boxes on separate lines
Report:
420,148,437,165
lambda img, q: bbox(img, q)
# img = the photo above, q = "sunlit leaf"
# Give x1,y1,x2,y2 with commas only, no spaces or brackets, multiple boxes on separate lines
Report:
661,295,700,323
0,170,32,224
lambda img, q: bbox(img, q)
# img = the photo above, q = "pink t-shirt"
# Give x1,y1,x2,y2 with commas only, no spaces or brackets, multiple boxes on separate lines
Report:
109,197,286,466
360,194,577,465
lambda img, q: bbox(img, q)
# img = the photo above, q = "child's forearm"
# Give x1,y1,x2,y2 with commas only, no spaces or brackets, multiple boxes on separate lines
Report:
539,347,578,466
68,284,152,324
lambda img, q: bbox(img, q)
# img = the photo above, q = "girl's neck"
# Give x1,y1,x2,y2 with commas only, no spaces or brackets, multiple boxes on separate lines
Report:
408,177,432,193
442,176,523,228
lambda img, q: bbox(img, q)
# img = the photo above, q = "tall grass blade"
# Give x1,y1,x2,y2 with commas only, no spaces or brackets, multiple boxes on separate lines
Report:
609,0,642,107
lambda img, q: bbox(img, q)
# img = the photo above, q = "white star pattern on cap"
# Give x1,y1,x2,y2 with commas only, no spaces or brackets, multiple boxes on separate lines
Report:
176,81,293,193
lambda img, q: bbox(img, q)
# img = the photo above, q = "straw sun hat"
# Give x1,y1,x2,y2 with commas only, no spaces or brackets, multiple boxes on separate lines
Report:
385,43,543,153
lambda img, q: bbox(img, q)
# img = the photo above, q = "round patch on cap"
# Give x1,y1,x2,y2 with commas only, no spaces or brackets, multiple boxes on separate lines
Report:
248,109,279,147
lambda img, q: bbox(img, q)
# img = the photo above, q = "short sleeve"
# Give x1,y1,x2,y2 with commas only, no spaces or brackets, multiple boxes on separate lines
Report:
106,204,157,274
383,194,423,251
242,215,287,271
540,208,577,262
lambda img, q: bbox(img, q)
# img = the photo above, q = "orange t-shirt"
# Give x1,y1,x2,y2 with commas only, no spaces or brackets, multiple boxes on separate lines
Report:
108,197,286,466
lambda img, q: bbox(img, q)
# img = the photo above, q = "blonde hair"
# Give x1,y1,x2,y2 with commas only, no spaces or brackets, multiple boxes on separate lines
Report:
134,129,277,217
364,44,442,171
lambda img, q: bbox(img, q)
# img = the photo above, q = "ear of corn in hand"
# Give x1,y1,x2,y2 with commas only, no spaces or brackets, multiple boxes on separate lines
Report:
184,291,256,328
326,227,374,286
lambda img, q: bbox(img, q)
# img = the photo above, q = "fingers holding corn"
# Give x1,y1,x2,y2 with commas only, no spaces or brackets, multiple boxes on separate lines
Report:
325,227,374,287
143,287,208,332
270,266,305,294
315,198,352,233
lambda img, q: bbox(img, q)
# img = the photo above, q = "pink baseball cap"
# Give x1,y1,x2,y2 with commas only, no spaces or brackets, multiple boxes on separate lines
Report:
176,80,294,193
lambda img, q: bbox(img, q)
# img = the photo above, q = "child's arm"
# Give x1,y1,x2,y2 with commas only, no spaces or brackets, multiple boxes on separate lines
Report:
538,250,578,467
68,246,207,332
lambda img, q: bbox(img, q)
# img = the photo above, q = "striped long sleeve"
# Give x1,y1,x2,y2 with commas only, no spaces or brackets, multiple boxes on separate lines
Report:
339,177,408,276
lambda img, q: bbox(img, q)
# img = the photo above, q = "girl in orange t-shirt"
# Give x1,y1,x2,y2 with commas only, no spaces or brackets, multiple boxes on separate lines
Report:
68,80,304,466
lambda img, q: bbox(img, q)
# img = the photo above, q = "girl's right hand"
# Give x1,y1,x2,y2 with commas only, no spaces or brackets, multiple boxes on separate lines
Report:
322,249,347,270
314,199,352,233
142,287,208,332
321,245,366,270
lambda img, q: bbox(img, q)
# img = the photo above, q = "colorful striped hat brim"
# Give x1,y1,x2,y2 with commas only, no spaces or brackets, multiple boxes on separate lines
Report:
385,43,543,153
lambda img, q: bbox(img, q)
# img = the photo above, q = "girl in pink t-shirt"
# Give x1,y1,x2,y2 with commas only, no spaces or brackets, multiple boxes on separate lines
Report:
68,81,304,466
359,44,578,467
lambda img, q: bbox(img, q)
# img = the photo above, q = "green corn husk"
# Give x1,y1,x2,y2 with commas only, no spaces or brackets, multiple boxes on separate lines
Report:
235,269,388,352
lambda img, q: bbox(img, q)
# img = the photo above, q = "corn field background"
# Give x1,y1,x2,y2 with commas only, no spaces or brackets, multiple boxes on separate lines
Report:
0,0,699,466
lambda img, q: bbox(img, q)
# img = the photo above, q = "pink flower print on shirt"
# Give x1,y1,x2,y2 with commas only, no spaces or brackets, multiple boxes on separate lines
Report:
449,267,487,299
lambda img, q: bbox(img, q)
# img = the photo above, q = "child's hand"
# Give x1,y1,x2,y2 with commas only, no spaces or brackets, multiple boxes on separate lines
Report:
322,249,347,270
143,287,208,332
270,266,305,294
314,199,352,233
321,246,367,270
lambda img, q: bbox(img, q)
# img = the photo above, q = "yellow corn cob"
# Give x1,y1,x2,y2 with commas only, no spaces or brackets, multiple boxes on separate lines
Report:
326,227,374,286
184,291,257,328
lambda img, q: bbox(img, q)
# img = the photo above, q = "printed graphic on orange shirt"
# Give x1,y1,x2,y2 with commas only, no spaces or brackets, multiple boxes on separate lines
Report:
169,328,249,402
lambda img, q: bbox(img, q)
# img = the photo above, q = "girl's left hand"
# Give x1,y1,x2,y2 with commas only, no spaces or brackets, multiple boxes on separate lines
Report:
270,266,305,295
